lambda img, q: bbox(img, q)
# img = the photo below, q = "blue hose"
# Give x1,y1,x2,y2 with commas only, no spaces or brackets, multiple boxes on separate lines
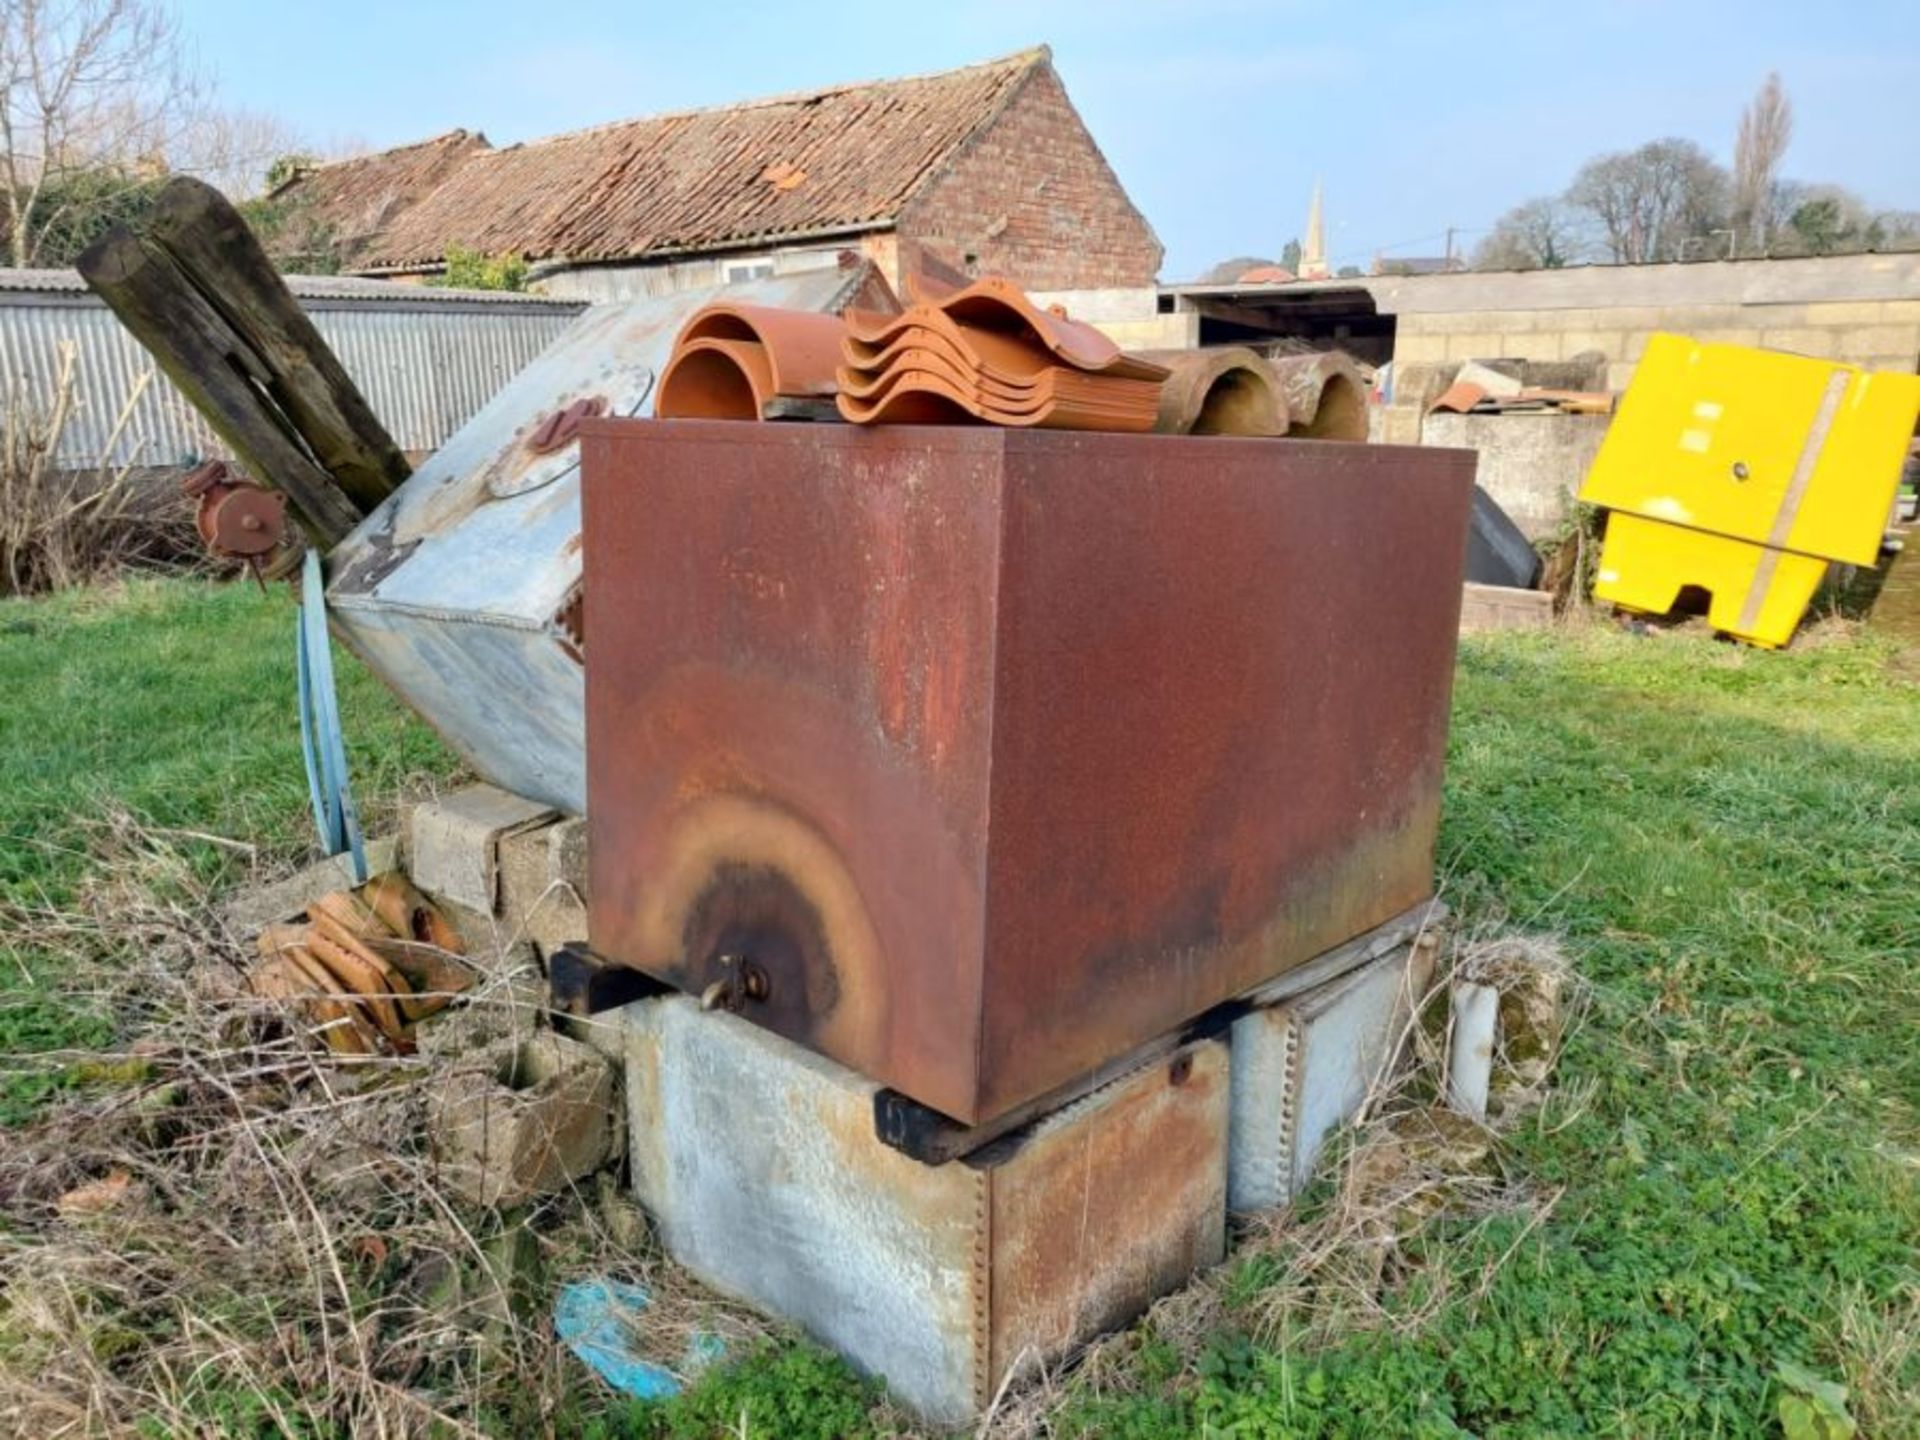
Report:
296,548,367,884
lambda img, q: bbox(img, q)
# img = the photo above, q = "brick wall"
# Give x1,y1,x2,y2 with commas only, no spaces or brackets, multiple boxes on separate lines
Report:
895,64,1162,292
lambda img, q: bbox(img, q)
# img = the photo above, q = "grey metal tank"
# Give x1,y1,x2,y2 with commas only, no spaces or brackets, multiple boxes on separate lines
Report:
324,265,891,814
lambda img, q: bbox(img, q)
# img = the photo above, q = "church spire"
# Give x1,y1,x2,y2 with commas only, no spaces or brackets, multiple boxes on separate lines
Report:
1299,179,1330,279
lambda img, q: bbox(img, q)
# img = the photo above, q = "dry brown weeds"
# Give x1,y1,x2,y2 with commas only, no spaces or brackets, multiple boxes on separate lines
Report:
0,813,771,1439
1,808,1581,1438
2,342,207,597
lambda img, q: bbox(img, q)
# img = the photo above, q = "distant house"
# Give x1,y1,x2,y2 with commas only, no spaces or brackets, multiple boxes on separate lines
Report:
270,47,1162,301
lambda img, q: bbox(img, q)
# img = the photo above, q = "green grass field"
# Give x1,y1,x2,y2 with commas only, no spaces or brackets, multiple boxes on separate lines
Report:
1,577,1915,1438
0,578,455,1121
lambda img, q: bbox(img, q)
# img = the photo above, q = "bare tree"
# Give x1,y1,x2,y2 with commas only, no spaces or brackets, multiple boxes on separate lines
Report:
0,0,202,266
1566,139,1730,264
1733,72,1792,252
1473,197,1585,270
175,105,311,200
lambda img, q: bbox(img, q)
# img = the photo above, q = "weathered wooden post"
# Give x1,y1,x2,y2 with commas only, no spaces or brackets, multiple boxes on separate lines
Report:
77,176,411,549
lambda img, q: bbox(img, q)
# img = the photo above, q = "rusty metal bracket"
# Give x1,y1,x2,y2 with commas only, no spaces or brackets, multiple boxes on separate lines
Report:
528,395,609,455
873,899,1448,1165
875,1008,1238,1167
549,942,668,1018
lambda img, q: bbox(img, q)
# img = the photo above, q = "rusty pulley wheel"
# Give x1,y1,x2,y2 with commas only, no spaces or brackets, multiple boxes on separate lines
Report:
205,485,288,557
184,458,293,579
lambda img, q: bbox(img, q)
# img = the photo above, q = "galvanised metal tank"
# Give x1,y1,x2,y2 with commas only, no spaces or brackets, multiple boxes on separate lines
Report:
323,265,893,812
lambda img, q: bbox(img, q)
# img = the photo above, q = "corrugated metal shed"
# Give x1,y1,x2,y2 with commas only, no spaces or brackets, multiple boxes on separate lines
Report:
0,268,584,469
276,48,1048,273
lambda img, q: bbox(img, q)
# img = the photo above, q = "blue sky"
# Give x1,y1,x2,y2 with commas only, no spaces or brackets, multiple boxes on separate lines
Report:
186,0,1919,279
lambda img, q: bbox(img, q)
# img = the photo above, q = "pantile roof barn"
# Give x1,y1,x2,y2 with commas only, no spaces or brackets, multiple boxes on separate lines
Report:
271,48,1162,299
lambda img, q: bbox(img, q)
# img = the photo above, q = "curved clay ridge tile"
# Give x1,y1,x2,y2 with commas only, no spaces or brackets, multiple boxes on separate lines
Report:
1267,352,1370,441
836,370,1158,430
305,927,411,1041
849,277,1169,381
1137,347,1289,436
839,336,1108,405
838,353,1162,418
834,382,977,425
362,872,464,955
679,302,848,398
276,944,384,1056
845,311,1059,381
657,336,777,419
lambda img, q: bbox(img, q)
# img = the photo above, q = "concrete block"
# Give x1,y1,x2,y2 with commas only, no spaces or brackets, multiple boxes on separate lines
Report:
1390,332,1448,366
1692,328,1765,350
1459,582,1555,634
416,948,548,1060
221,836,399,936
1421,411,1611,542
1228,936,1436,1214
1444,333,1508,362
547,817,590,898
431,1031,619,1208
410,785,558,915
1758,327,1838,359
1659,304,1770,334
1550,330,1625,362
1512,332,1566,361
495,824,588,957
1390,361,1455,413
1837,325,1920,365
1377,406,1423,446
555,1005,631,1065
1421,312,1507,337
1800,301,1887,327
624,996,1227,1425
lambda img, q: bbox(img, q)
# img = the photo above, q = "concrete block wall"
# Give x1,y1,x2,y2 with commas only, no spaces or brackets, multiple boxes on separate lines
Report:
1392,298,1920,396
1423,411,1612,542
1030,286,1198,350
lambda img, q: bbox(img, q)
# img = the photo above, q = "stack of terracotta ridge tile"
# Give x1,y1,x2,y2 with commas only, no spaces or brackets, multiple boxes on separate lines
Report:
656,302,848,420
250,873,474,1057
835,276,1166,430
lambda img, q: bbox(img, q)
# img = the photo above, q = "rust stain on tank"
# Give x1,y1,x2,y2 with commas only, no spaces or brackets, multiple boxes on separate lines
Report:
582,421,1474,1126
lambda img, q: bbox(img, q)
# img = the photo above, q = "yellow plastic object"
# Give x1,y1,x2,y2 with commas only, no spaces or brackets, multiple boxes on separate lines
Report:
1579,333,1920,647
1592,513,1829,649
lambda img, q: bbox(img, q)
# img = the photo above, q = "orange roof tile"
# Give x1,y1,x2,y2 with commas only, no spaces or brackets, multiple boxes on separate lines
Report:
281,49,1051,273
270,130,491,260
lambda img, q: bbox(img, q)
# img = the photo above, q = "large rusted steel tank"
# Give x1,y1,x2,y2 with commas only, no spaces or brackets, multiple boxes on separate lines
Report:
580,422,1475,1126
322,266,892,813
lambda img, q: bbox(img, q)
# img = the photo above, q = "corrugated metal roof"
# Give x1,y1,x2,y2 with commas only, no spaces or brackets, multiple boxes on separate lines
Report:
0,266,578,308
282,47,1049,273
